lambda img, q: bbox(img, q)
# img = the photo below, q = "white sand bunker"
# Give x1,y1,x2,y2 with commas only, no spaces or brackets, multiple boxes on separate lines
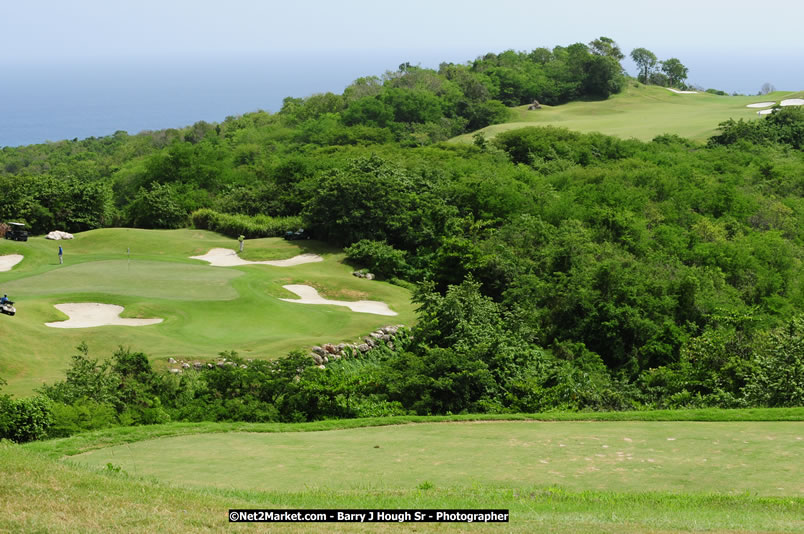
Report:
279,284,397,316
0,254,23,272
45,303,163,328
191,248,323,267
758,109,775,115
781,99,804,107
666,88,698,94
747,102,775,108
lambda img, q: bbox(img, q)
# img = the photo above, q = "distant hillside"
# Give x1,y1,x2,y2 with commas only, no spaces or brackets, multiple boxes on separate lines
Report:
452,83,804,143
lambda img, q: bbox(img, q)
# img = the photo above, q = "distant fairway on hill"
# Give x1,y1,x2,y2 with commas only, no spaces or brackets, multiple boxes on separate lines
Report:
0,228,414,396
451,83,804,143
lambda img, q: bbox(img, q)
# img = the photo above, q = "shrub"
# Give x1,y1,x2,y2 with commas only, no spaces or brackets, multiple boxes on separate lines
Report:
126,182,187,229
744,317,804,406
0,394,54,443
190,208,302,238
344,239,410,279
48,399,118,438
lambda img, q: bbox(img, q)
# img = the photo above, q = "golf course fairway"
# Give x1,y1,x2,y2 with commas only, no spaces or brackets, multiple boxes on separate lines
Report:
451,84,804,143
0,228,415,396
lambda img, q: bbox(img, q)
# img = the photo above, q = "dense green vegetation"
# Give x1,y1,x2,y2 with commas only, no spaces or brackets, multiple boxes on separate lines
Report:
2,39,804,442
0,38,626,234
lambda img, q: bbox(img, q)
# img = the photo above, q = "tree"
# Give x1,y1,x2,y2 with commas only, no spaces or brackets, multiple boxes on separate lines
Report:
343,76,383,102
341,96,394,127
302,155,452,249
660,58,688,88
744,317,804,407
126,182,187,229
759,82,776,95
589,37,624,61
583,55,626,97
630,48,657,83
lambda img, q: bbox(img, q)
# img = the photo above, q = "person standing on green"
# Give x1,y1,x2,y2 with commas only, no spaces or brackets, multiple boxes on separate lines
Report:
58,245,63,264
238,235,245,253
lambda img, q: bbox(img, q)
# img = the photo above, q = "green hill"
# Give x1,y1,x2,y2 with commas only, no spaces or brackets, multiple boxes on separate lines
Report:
452,83,804,143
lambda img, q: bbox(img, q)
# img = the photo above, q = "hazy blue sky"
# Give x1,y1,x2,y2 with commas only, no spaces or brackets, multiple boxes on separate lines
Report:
2,0,802,145
4,0,802,61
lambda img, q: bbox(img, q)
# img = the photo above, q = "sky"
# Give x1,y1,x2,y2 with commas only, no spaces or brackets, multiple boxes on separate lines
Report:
3,0,803,61
3,0,803,91
1,0,802,145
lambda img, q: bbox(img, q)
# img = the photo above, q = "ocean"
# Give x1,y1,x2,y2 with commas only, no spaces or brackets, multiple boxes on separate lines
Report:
1,52,801,148
0,53,424,148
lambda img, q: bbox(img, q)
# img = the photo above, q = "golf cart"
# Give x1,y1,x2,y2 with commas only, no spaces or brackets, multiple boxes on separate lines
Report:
4,222,28,242
0,297,15,317
284,228,310,241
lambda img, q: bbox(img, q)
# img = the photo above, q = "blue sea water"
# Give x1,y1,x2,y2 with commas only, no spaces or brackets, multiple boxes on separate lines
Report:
1,52,801,148
0,53,424,148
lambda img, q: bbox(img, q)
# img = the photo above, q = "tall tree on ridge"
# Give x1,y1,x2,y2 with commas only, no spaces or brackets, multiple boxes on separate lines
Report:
661,58,689,88
630,47,657,84
589,36,624,61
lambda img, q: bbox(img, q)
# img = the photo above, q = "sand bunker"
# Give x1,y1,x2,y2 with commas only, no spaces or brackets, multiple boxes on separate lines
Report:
666,88,698,94
747,102,775,108
45,303,163,328
781,99,804,107
191,248,323,267
758,109,775,115
0,254,23,272
279,284,397,316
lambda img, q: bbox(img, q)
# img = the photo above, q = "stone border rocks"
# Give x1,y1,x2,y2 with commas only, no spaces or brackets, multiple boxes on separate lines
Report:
46,231,74,240
352,270,375,280
166,356,251,374
309,325,406,368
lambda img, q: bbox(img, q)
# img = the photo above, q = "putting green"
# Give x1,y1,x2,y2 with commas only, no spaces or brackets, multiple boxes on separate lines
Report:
69,421,804,496
0,229,415,396
3,260,241,300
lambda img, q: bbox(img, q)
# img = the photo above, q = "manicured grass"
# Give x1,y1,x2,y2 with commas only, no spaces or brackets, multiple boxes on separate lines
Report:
3,260,243,300
24,408,804,458
451,84,804,143
0,229,415,396
7,416,804,533
64,421,804,496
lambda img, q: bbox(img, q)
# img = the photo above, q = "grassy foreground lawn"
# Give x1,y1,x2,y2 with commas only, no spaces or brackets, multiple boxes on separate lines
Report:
451,84,804,143
7,413,804,533
65,421,804,496
0,228,414,396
